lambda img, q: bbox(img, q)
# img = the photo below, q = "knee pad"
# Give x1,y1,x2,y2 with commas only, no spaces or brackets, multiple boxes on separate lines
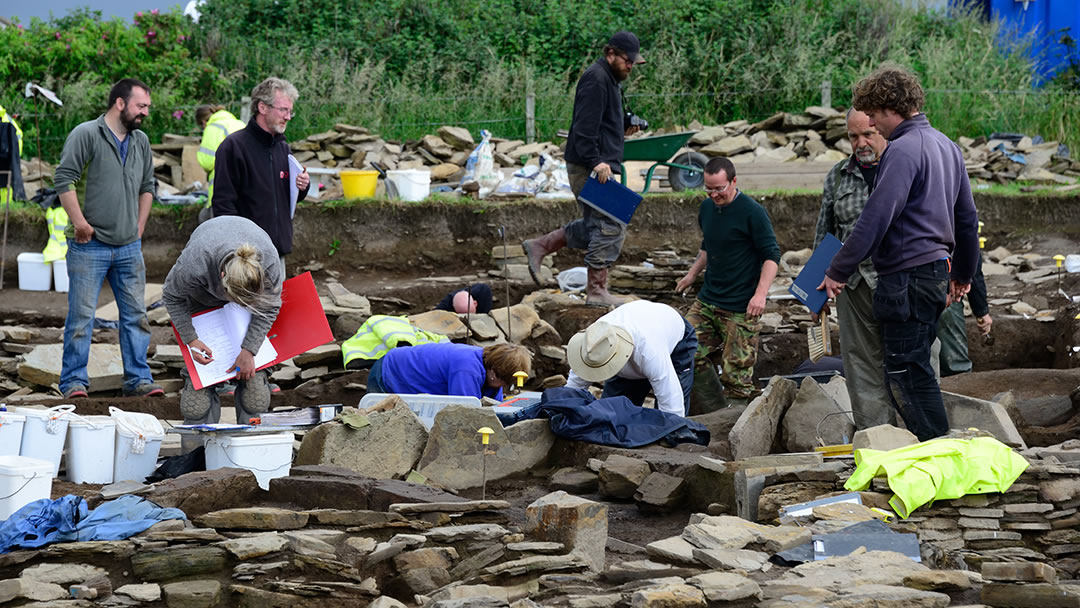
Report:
180,383,214,420
238,372,271,415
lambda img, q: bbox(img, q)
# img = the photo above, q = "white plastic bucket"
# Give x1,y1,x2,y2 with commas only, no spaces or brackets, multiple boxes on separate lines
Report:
66,415,116,484
386,169,431,202
53,259,69,293
109,407,165,483
17,252,51,291
0,455,54,521
0,412,26,457
204,432,294,490
16,405,75,477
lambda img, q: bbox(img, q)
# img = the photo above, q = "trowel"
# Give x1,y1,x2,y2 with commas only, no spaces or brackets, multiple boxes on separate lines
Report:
369,161,399,198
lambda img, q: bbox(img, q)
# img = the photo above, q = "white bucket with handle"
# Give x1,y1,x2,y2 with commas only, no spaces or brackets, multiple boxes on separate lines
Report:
0,410,26,457
66,414,116,484
109,407,165,483
16,405,76,477
0,455,54,520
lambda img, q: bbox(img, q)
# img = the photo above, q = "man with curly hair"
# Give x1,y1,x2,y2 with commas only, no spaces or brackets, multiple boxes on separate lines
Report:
818,65,979,441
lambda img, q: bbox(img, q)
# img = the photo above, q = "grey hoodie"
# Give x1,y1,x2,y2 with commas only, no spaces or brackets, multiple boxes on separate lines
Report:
163,216,283,354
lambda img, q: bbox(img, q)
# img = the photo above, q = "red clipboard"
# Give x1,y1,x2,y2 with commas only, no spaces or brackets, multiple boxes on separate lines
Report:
171,272,334,390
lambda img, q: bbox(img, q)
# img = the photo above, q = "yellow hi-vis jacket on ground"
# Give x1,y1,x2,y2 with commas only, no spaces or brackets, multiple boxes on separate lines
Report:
0,104,22,204
42,206,69,263
341,315,450,368
844,436,1029,518
197,109,245,202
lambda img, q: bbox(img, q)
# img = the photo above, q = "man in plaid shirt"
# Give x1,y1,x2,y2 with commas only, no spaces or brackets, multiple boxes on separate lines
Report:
813,108,891,430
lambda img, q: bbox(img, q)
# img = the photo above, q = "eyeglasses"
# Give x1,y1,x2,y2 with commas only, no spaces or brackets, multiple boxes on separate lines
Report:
264,103,293,118
705,182,734,195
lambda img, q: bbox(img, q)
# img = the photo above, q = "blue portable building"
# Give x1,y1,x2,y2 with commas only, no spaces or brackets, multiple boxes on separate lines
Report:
974,0,1080,83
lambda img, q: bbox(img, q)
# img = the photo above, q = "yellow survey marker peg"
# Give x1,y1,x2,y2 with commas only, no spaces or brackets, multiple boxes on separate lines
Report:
477,427,494,445
513,371,528,387
1055,254,1066,268
979,237,986,249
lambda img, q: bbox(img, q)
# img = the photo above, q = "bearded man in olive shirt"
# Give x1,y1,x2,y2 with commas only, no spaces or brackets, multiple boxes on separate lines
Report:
676,157,780,406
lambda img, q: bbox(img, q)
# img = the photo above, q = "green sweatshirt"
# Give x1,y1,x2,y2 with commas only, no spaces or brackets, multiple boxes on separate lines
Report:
53,115,154,246
696,191,781,312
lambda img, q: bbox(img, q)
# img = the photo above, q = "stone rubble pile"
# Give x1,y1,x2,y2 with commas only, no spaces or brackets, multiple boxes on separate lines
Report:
962,135,1080,186
7,429,1080,608
16,157,54,201
147,134,206,196
18,103,1080,206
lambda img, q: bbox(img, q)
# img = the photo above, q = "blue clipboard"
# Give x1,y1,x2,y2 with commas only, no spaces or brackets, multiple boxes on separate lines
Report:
578,176,644,226
790,233,843,313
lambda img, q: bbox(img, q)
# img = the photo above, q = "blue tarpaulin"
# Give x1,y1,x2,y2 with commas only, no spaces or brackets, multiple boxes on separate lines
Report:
0,494,186,553
497,386,710,448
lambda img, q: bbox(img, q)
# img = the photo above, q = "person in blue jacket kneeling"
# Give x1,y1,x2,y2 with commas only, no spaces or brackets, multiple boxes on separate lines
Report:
367,343,531,400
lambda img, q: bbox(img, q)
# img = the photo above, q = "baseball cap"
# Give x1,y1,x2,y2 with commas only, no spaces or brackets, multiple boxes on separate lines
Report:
608,31,644,64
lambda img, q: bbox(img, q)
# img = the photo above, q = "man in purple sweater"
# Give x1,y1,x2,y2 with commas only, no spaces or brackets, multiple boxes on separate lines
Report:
819,65,979,441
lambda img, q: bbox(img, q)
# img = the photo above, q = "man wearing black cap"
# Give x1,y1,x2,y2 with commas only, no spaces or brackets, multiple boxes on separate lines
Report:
522,31,645,306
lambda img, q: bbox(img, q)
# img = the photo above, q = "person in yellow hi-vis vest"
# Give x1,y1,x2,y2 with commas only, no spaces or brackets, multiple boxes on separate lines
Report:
0,104,23,204
42,206,69,263
341,315,450,370
195,104,244,222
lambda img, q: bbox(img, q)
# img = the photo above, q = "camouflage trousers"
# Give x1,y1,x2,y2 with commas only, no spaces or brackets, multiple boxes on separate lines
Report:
686,299,761,399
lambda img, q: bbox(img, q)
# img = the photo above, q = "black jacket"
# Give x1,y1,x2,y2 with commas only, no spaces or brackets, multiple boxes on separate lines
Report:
212,119,308,255
0,122,25,201
564,58,625,175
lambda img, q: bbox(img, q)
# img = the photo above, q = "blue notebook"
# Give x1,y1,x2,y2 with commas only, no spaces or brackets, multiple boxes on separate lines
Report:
578,176,644,226
790,233,844,314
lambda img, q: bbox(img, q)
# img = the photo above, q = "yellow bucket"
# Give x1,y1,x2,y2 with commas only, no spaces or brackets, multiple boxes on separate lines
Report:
340,170,378,199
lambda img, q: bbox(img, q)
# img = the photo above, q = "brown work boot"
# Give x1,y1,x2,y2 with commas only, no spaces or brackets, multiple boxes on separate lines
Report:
585,267,627,307
521,228,566,285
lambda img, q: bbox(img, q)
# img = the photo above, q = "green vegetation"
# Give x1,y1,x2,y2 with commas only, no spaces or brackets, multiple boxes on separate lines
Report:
1,0,1077,163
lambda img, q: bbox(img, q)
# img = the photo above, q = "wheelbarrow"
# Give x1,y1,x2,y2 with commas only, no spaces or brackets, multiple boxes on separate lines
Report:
621,131,707,193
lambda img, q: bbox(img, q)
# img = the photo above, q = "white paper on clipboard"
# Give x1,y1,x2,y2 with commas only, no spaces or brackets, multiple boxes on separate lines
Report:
288,154,303,218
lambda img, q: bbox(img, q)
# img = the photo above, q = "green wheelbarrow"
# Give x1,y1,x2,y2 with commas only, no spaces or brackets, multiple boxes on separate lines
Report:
621,131,708,193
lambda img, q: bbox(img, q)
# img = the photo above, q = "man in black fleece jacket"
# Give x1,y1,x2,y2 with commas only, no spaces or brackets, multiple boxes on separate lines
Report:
522,31,644,306
213,77,310,261
820,65,979,441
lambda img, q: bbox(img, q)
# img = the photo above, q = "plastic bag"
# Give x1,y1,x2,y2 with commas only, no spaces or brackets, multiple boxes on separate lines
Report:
146,447,205,482
460,130,500,192
539,154,573,196
557,267,587,293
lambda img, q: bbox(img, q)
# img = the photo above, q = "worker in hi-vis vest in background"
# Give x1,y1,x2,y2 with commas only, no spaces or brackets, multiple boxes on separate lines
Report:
0,104,23,204
195,104,244,223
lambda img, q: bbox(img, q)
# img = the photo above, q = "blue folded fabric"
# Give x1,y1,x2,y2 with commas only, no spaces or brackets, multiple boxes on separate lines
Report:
498,386,710,448
1,494,186,553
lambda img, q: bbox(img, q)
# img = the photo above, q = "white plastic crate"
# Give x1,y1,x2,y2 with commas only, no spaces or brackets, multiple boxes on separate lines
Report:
357,393,480,429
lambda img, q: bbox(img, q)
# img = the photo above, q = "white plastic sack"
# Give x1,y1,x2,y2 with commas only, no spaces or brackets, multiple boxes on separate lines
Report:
460,130,500,192
557,267,588,293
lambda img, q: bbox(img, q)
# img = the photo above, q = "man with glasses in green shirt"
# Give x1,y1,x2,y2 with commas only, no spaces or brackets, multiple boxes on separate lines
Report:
677,157,780,408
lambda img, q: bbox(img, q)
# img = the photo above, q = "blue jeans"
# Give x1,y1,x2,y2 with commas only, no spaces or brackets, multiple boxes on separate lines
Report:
874,260,949,441
601,318,697,416
60,238,153,393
